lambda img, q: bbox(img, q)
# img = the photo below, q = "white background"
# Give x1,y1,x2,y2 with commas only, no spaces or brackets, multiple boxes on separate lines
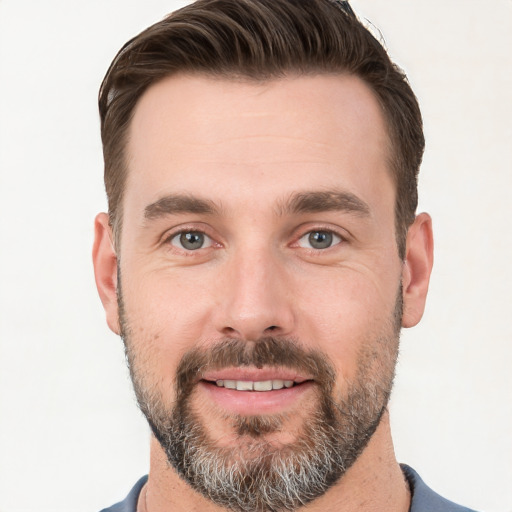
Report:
0,1,511,511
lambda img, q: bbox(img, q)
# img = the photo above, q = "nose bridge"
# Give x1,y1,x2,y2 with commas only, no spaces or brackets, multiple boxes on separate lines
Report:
214,241,295,340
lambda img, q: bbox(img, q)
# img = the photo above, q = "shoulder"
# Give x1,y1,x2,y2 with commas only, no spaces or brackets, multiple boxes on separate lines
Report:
401,464,478,512
99,475,148,512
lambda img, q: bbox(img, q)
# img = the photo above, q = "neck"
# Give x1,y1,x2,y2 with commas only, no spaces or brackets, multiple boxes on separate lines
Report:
141,410,410,512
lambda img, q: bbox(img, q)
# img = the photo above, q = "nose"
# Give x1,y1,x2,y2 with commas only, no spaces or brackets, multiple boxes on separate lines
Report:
212,249,296,341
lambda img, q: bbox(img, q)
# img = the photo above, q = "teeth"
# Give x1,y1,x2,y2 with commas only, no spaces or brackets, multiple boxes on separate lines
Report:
272,379,284,389
214,379,297,391
253,380,272,391
236,381,253,391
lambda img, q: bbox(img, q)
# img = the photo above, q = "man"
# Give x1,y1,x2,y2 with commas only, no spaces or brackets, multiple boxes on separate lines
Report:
92,0,475,511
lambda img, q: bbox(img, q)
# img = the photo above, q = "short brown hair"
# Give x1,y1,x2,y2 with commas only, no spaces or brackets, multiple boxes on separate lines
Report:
99,0,424,258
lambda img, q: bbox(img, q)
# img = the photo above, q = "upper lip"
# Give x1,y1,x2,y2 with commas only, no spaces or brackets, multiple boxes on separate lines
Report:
200,367,312,384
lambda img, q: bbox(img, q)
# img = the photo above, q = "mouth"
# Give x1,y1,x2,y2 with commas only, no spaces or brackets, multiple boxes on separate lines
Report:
200,368,311,390
212,379,296,391
197,369,315,415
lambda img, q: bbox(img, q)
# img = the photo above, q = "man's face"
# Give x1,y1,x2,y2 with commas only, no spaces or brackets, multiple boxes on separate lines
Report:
96,74,422,511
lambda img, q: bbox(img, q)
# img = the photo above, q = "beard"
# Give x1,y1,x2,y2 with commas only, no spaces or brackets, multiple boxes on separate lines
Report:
119,286,402,512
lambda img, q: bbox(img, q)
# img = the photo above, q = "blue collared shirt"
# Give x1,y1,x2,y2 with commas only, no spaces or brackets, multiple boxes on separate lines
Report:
100,465,477,512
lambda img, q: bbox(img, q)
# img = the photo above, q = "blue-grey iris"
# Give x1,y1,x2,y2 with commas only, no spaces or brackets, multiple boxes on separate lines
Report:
180,232,204,250
309,231,333,249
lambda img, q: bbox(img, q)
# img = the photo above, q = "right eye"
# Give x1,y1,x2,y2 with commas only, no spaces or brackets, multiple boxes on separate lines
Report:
297,230,342,250
169,231,213,251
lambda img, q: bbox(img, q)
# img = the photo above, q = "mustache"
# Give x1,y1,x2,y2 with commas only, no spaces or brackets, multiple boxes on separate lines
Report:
175,337,337,397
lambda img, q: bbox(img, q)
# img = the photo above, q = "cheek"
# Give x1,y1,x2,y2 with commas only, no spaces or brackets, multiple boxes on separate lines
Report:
120,271,215,391
295,265,401,379
122,264,214,330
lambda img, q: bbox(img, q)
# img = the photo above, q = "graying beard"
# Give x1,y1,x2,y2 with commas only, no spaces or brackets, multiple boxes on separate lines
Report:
126,338,394,512
164,409,350,512
144,371,389,512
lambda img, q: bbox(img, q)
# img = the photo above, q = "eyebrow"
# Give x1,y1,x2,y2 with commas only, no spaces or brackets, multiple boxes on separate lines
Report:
143,189,370,221
280,190,371,217
144,194,220,220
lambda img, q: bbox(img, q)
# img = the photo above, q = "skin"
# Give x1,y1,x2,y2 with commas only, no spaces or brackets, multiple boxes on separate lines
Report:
93,74,433,511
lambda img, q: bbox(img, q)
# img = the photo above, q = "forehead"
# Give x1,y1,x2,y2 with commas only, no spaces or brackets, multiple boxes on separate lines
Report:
124,73,393,218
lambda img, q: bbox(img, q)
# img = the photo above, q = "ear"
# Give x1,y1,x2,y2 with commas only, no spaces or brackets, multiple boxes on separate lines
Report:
401,212,434,328
92,212,120,335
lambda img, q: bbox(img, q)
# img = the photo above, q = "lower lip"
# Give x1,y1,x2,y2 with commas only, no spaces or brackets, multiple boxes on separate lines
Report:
198,380,315,415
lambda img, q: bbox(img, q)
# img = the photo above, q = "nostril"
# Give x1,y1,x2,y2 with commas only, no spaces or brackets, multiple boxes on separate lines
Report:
266,326,278,331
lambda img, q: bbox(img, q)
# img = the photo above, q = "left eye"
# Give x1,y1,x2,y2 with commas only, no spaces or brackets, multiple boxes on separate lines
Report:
298,230,342,250
170,231,213,251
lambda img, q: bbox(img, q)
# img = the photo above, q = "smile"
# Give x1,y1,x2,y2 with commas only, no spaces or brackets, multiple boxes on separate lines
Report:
195,370,316,415
214,379,295,391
